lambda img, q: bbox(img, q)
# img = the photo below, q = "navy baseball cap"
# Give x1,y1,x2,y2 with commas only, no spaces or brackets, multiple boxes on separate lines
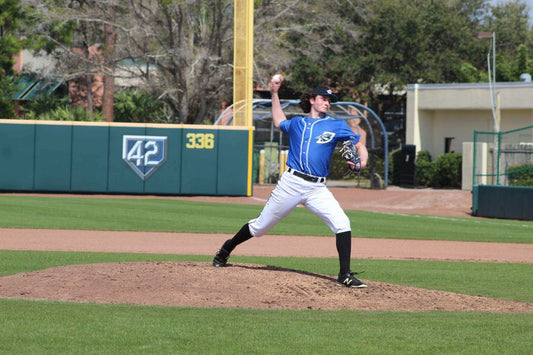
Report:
312,85,338,102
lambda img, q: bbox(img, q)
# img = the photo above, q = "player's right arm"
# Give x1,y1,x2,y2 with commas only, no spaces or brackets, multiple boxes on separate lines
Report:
270,74,287,130
355,141,368,169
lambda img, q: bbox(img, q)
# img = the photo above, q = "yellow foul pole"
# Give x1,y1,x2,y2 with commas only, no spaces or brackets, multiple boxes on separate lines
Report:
233,0,254,127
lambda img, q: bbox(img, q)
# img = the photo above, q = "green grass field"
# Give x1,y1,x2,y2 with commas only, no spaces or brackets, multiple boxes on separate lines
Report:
1,299,530,354
1,195,532,242
0,195,531,354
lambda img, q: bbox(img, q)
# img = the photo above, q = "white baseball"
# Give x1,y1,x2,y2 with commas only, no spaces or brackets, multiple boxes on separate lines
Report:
272,74,282,83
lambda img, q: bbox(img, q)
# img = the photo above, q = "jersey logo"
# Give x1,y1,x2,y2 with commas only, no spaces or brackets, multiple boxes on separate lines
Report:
123,135,168,180
316,131,336,144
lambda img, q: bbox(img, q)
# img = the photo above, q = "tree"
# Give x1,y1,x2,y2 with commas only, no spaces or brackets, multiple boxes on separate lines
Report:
121,0,367,123
16,0,533,126
351,0,490,100
486,0,531,61
23,0,244,123
101,4,116,122
253,0,366,96
101,0,235,124
456,62,483,83
22,0,121,119
0,0,25,118
20,1,366,124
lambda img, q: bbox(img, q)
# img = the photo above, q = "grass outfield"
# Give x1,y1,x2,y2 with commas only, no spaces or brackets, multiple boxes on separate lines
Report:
1,299,531,354
0,195,532,242
0,195,531,354
0,253,531,355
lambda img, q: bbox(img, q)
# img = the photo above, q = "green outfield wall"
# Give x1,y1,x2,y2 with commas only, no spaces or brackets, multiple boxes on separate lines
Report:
0,120,254,196
472,184,533,220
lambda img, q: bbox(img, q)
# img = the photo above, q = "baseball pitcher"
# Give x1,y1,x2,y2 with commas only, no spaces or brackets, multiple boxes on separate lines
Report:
213,74,368,288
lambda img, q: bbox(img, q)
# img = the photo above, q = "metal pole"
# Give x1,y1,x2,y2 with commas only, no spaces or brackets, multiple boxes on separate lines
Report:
492,33,500,184
492,32,497,132
233,0,254,126
475,32,498,132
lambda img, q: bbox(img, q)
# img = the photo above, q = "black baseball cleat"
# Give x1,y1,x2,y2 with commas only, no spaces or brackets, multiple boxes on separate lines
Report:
336,271,367,288
212,248,229,267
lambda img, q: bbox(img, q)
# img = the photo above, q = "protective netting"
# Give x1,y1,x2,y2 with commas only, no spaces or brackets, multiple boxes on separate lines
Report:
473,125,533,187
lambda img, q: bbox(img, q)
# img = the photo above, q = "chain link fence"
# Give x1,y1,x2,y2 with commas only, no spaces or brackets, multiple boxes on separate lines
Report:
473,125,533,187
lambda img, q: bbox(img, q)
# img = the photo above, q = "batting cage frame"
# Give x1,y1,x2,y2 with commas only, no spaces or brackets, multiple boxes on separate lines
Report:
215,99,388,188
472,125,533,187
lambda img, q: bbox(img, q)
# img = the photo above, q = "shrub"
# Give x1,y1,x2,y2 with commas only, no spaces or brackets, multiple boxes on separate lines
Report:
432,153,462,188
21,93,69,118
416,150,432,163
507,164,533,187
35,106,103,122
415,160,435,187
415,150,434,187
114,89,165,123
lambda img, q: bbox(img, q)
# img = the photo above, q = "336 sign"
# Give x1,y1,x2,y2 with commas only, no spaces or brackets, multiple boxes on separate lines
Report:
123,135,168,180
185,132,215,149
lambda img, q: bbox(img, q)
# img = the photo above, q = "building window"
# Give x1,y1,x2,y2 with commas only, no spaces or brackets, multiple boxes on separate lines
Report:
445,137,456,153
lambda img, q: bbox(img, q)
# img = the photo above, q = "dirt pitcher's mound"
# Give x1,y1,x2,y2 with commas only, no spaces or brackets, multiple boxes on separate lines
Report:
0,261,530,313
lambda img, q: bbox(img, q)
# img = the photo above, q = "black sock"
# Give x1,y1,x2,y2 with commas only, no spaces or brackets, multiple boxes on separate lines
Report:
336,231,352,275
220,223,253,256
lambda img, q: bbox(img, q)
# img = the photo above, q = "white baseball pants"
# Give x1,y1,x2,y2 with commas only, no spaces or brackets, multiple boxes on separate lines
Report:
248,170,351,237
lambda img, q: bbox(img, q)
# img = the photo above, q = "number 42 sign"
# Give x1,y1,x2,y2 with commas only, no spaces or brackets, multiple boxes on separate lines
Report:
123,135,168,180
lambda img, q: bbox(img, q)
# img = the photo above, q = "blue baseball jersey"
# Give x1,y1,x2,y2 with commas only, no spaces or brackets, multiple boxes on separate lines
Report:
279,115,360,177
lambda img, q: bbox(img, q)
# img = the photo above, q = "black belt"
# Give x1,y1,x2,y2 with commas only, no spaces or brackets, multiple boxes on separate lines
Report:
287,168,326,183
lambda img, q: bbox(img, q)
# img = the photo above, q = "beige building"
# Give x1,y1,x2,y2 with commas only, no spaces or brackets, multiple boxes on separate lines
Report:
406,82,533,189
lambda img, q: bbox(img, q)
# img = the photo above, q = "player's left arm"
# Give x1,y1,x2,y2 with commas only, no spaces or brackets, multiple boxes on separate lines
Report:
341,138,368,172
339,121,368,171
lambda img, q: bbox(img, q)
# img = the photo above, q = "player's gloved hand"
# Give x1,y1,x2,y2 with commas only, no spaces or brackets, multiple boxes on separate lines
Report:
340,140,362,173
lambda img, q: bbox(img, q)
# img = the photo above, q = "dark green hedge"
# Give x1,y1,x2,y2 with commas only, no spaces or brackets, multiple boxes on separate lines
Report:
432,153,462,188
507,164,533,187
